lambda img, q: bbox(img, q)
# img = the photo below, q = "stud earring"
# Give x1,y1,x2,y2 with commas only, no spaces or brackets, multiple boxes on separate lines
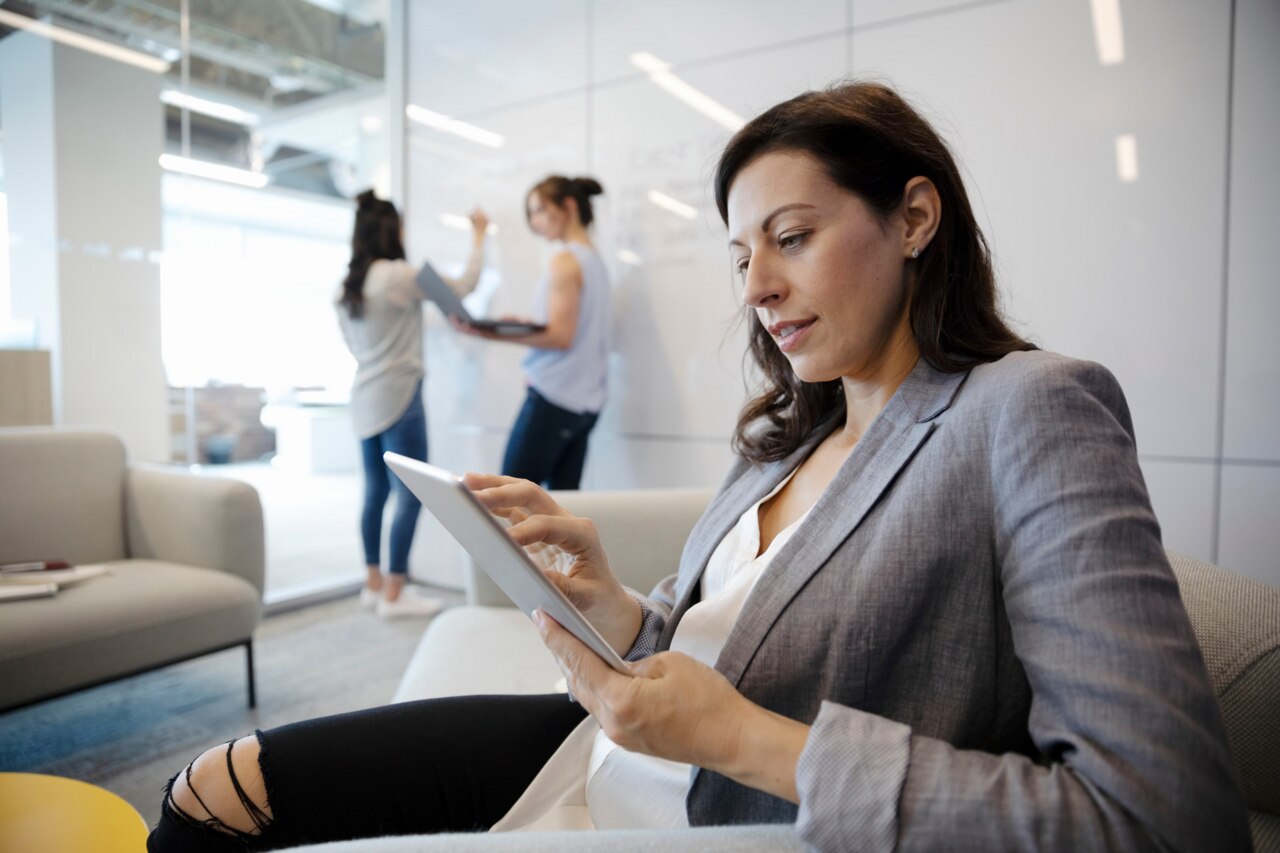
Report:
911,247,921,259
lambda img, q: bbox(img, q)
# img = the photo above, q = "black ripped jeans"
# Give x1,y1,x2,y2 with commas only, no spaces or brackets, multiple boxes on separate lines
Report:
147,694,587,852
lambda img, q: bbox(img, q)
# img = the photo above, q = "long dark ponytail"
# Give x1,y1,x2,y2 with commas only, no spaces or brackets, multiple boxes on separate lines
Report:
341,189,406,320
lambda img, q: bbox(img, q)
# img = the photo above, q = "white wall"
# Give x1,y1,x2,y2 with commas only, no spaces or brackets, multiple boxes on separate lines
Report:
0,33,168,462
404,0,1280,588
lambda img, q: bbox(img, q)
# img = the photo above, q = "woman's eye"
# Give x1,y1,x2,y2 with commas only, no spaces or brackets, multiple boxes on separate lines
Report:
779,232,807,251
734,258,750,277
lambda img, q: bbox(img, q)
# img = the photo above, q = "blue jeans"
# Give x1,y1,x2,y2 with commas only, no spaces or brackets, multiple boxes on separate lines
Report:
359,383,427,575
501,387,599,490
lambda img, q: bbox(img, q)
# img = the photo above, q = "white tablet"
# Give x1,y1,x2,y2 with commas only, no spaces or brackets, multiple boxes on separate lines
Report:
383,453,631,675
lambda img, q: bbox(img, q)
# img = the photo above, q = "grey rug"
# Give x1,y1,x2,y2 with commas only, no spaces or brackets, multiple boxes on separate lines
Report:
0,588,459,828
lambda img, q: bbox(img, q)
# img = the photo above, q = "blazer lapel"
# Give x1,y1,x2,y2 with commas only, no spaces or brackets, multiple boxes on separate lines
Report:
659,422,841,649
713,360,970,688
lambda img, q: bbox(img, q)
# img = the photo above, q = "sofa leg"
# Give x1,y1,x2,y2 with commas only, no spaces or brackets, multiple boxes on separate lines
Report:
245,640,257,709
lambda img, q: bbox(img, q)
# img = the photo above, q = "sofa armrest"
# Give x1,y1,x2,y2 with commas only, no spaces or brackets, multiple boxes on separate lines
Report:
466,488,714,607
124,465,265,596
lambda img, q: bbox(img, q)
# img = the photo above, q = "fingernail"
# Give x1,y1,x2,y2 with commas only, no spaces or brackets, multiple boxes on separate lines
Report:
531,609,545,628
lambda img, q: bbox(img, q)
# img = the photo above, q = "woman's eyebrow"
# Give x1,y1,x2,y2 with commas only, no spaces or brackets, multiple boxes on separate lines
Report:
761,203,816,232
729,203,818,247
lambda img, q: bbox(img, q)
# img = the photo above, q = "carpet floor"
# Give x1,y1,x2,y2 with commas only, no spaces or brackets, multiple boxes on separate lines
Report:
0,587,460,829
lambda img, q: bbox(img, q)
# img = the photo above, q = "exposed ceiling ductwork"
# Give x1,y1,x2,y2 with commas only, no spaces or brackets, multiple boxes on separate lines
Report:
0,0,389,197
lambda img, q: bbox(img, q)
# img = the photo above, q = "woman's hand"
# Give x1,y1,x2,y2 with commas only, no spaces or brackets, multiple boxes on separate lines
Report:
533,610,809,804
448,314,495,339
463,473,643,655
469,208,490,242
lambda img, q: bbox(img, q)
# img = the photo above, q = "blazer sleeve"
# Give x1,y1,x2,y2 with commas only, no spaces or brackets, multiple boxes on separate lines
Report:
621,575,678,660
794,358,1250,852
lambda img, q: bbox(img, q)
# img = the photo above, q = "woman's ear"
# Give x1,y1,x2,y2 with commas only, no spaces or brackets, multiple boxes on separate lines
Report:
901,176,941,258
562,195,580,223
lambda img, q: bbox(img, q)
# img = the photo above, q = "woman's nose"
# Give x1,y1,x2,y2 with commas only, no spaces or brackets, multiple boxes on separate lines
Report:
741,257,784,308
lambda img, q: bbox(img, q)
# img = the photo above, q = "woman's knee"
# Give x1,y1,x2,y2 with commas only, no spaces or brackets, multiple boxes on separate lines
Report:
167,735,273,837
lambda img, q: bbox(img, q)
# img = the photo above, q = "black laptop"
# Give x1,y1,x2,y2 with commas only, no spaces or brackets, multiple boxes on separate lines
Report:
416,263,545,336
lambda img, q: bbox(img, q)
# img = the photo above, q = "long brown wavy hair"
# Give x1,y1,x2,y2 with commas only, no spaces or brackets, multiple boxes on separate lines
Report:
714,82,1034,463
340,189,406,320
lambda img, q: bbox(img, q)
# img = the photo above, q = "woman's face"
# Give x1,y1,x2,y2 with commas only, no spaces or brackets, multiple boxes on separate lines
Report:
526,191,570,241
727,149,916,385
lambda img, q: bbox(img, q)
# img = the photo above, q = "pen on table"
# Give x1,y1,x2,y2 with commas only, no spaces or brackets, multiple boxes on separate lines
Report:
0,560,71,574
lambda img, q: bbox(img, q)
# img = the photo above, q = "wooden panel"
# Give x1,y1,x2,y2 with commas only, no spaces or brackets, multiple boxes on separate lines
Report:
0,350,53,426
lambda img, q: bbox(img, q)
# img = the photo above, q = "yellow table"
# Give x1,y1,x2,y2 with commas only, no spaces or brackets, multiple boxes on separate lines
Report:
0,772,148,853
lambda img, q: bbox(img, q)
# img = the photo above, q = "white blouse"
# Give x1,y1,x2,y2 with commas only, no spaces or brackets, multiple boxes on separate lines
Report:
492,469,809,833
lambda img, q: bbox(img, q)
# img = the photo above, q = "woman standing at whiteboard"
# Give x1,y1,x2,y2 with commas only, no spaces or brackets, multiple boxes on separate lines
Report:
336,190,489,617
459,175,611,490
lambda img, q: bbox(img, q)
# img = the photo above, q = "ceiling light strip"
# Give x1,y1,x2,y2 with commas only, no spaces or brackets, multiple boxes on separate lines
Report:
1089,0,1125,66
630,52,745,132
406,105,504,148
161,90,259,126
0,9,170,74
646,190,697,220
1114,134,1138,183
159,154,269,188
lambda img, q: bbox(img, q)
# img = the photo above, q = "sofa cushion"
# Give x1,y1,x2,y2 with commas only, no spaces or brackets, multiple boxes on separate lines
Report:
393,608,563,703
0,559,260,709
0,429,128,565
1168,552,1280,816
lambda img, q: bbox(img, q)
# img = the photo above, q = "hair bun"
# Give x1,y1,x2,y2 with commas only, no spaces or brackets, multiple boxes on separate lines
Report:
355,189,378,209
573,177,604,197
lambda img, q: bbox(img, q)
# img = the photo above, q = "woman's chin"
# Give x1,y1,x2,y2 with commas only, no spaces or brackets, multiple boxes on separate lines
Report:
784,357,838,386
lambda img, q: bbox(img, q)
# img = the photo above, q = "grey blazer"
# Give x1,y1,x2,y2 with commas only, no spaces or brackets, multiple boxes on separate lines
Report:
630,351,1250,852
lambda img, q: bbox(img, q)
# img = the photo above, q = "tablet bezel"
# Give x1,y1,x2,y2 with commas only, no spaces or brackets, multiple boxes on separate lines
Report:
383,452,631,675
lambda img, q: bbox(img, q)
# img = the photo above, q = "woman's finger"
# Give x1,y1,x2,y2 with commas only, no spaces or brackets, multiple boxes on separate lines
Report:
533,610,626,708
465,477,564,516
461,472,525,491
506,514,599,555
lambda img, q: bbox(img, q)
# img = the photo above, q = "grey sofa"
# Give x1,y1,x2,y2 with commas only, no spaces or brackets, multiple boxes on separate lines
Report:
285,488,1279,852
0,428,264,711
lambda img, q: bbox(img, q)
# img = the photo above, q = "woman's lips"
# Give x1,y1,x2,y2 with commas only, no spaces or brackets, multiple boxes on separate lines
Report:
774,319,815,353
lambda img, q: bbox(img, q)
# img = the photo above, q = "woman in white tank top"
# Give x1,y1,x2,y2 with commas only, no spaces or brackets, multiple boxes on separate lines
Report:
456,175,612,490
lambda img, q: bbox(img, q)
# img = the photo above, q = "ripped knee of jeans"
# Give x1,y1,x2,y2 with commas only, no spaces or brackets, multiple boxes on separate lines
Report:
163,733,273,842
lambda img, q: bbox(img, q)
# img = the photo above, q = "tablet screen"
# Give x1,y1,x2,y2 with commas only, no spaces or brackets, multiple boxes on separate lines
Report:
383,452,631,675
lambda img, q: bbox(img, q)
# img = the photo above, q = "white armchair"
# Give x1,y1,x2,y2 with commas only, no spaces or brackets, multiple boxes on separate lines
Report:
0,428,264,712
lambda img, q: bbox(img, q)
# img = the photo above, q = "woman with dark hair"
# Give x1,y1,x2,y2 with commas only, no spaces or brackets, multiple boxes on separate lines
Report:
148,84,1247,852
336,189,489,618
455,175,611,491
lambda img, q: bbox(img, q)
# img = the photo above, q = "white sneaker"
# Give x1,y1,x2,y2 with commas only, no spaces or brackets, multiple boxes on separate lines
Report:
359,586,380,609
376,586,446,619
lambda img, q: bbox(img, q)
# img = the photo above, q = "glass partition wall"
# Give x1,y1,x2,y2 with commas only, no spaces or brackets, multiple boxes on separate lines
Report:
0,0,400,604
2,1,1278,593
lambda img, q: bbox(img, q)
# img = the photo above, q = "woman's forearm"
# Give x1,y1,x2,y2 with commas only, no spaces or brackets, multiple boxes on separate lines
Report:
716,703,809,804
443,242,485,297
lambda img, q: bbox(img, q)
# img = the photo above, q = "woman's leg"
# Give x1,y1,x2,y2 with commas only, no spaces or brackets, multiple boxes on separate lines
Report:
148,694,587,852
381,384,427,578
502,388,591,489
545,411,599,491
501,389,554,486
359,432,390,575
